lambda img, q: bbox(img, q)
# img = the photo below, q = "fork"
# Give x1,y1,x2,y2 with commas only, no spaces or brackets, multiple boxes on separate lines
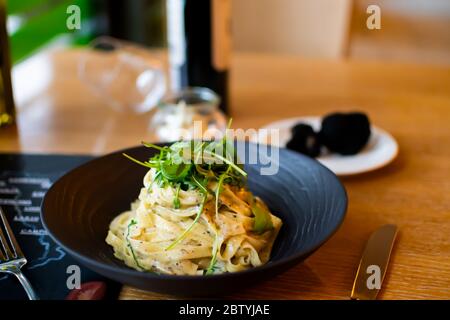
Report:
0,207,39,300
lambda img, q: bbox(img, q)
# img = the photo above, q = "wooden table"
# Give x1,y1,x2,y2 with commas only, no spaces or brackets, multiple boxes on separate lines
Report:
1,50,449,299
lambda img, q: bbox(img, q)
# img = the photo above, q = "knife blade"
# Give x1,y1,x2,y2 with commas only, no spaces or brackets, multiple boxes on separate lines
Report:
351,224,398,300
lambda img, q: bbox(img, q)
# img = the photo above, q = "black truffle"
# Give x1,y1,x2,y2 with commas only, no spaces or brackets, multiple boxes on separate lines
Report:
287,123,321,157
319,112,371,155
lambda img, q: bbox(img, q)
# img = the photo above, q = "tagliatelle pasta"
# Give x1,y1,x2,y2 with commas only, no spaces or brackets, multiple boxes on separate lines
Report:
105,139,282,275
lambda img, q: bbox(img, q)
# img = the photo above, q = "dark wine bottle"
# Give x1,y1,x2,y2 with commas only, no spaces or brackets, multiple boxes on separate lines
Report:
106,0,166,47
167,0,231,113
0,0,15,127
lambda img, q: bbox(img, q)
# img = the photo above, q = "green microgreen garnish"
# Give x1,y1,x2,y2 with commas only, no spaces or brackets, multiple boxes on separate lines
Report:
215,166,231,219
141,141,165,151
124,121,249,272
165,192,208,251
205,231,220,275
126,219,144,270
202,150,247,177
123,153,153,168
173,183,181,209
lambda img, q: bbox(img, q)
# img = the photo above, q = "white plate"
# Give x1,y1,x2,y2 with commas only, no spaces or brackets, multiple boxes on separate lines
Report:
251,116,399,176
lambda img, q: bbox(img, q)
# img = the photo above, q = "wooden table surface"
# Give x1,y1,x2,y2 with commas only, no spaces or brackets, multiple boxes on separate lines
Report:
1,50,449,300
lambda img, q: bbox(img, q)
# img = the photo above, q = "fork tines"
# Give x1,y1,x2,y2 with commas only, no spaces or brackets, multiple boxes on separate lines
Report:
0,207,24,261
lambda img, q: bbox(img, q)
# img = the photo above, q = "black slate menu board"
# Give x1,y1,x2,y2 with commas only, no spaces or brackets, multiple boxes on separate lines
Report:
0,153,120,300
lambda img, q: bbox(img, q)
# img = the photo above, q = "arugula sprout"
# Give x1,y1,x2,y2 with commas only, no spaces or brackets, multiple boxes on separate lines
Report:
173,183,181,209
123,125,249,270
165,192,208,251
126,219,145,270
122,153,154,168
205,231,220,275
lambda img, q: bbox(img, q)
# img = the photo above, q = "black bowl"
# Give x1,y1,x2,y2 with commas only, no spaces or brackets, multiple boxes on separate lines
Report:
41,142,347,296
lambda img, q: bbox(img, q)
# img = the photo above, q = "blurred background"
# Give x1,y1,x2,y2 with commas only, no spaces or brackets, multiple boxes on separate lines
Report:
6,0,450,63
1,0,449,148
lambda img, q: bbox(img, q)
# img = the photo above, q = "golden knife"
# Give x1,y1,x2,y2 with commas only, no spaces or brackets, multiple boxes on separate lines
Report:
351,224,398,300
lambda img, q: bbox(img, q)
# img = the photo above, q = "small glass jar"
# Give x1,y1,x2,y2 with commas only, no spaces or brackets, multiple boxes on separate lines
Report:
149,87,227,142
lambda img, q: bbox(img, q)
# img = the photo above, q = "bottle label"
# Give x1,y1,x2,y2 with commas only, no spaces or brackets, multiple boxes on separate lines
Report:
211,0,231,71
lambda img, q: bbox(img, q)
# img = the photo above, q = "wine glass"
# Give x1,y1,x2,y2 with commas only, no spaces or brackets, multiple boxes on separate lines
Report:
78,36,165,113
